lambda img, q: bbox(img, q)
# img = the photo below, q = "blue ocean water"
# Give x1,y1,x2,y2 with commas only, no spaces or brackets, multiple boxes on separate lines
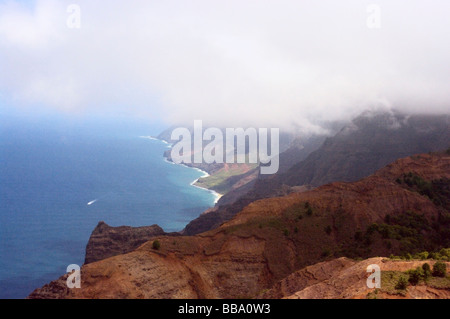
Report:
0,115,215,299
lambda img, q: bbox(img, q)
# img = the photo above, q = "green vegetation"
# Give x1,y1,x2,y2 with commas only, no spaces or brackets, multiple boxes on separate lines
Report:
364,211,430,253
195,163,258,194
396,172,450,209
152,240,161,250
343,207,449,259
432,261,447,277
357,209,450,256
395,276,408,290
407,267,424,285
368,261,450,298
416,251,429,260
366,288,380,299
398,261,448,289
422,263,432,279
376,271,408,296
389,247,450,261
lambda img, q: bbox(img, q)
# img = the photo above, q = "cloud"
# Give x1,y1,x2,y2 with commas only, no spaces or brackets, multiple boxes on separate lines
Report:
0,0,449,129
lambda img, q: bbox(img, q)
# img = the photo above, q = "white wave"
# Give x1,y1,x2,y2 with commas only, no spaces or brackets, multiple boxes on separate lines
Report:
164,158,176,165
192,167,210,178
190,178,222,204
139,135,158,141
140,135,172,148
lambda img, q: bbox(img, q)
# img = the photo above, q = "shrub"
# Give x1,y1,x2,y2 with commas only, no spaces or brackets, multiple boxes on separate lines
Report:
306,207,313,216
440,248,450,259
152,240,161,250
417,251,429,260
432,261,447,277
407,267,424,285
324,225,332,235
422,263,432,279
395,276,408,290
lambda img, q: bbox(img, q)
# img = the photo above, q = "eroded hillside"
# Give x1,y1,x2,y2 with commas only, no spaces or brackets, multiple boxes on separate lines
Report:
28,151,450,299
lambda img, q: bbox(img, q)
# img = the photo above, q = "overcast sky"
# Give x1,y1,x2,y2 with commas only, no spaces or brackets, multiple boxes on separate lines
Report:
0,0,449,130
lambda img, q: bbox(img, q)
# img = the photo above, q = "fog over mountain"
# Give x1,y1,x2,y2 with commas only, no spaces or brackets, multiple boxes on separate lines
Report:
0,0,449,130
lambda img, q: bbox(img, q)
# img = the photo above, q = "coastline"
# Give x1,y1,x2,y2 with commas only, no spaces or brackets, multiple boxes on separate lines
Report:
189,174,223,204
140,135,223,204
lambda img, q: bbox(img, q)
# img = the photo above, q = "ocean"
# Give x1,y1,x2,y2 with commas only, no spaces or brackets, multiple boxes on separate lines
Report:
0,114,216,299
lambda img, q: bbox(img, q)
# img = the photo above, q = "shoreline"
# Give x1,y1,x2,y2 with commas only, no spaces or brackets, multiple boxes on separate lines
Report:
140,135,223,204
190,175,223,204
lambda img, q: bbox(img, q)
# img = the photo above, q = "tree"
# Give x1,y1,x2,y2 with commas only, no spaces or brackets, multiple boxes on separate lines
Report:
422,263,432,279
395,276,408,290
432,261,447,277
152,240,161,250
408,267,423,285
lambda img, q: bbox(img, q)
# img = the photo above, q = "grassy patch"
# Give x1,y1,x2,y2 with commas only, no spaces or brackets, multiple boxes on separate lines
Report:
371,264,450,298
427,275,450,289
379,271,408,296
195,163,258,194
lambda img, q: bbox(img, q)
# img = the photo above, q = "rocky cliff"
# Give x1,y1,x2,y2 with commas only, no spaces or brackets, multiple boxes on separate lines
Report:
84,222,166,264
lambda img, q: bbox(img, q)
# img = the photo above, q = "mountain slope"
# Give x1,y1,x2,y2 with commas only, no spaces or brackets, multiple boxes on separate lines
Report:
183,112,450,235
28,150,450,299
282,112,450,187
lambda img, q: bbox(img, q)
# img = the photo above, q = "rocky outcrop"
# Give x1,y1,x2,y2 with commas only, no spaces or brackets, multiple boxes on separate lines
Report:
27,274,72,299
84,221,166,264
